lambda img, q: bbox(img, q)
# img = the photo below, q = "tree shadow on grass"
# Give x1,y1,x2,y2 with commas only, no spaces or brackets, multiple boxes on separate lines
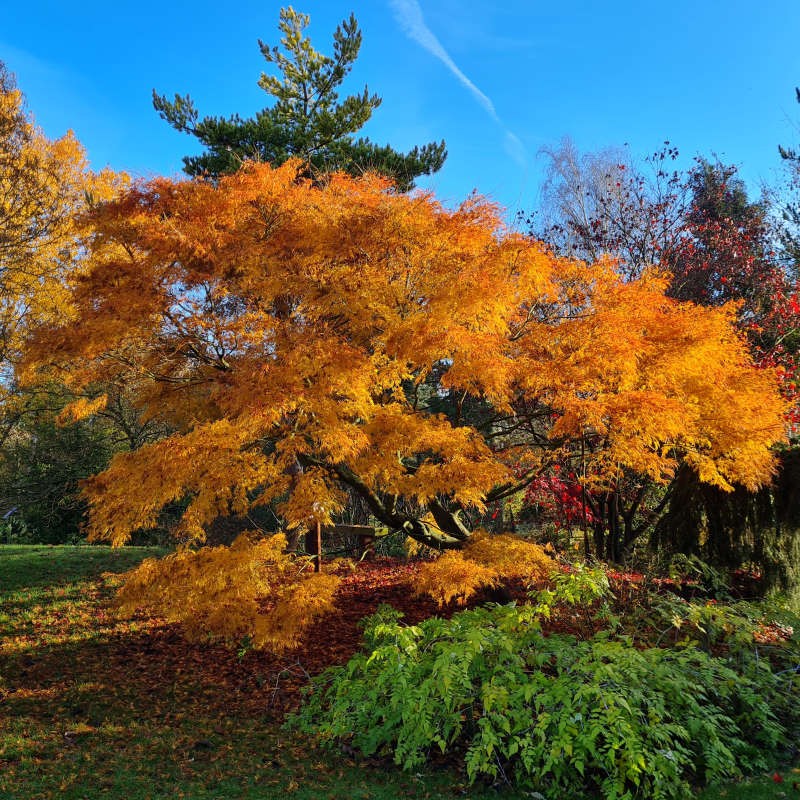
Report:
0,545,164,594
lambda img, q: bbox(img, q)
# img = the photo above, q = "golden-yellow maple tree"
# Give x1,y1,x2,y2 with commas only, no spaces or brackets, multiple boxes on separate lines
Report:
24,159,786,551
20,159,788,647
0,63,118,381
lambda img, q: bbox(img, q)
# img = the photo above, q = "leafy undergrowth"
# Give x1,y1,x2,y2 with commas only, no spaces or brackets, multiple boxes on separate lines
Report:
294,599,792,799
0,545,796,800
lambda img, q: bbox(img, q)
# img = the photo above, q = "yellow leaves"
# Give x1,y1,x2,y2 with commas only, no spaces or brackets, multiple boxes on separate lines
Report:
30,157,550,404
83,419,279,546
464,531,555,579
56,394,108,424
350,406,509,507
253,570,340,650
114,533,340,652
415,532,554,606
414,551,499,607
683,453,735,492
515,260,787,491
277,467,346,529
1,68,125,377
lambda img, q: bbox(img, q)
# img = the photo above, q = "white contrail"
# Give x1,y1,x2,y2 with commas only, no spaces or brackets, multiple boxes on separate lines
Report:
504,131,527,166
388,0,499,120
389,0,528,169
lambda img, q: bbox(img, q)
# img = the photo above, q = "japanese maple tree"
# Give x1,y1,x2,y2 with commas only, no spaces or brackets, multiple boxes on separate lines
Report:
21,159,788,645
23,160,786,550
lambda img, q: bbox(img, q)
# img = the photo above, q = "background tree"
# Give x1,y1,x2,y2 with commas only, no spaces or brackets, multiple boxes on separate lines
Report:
773,88,800,419
531,138,688,280
154,7,446,190
0,378,171,543
532,141,789,338
664,158,800,412
0,388,122,543
0,61,117,385
778,86,800,272
0,63,144,542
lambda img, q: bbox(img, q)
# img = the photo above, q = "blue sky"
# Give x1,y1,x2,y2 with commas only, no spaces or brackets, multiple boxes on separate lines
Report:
3,0,800,220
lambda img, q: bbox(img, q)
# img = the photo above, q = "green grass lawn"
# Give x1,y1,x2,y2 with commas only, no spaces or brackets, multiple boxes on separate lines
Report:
0,544,796,800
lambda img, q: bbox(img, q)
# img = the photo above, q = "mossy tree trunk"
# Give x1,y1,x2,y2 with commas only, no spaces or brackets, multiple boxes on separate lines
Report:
653,449,800,602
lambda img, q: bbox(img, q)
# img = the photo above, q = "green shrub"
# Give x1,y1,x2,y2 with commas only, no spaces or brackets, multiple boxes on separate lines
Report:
292,589,787,800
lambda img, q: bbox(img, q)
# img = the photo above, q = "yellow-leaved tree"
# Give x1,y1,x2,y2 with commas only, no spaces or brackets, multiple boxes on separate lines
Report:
0,62,119,384
0,63,131,544
22,159,787,648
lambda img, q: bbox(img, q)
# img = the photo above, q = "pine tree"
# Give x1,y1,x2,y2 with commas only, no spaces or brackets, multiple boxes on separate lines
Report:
153,8,446,191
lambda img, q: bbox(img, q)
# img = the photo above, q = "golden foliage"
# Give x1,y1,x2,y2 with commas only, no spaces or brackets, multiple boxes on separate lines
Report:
0,65,121,376
19,158,787,554
82,420,282,545
114,533,339,651
514,262,787,491
414,551,499,607
415,532,554,606
55,394,108,425
463,532,554,581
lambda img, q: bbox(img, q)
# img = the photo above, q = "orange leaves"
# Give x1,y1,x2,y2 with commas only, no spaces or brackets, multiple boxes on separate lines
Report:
349,406,508,506
83,420,281,545
114,533,340,651
414,551,499,607
415,532,554,606
55,394,109,425
277,467,346,529
24,160,554,544
515,262,787,490
0,68,123,377
20,157,788,553
464,532,554,578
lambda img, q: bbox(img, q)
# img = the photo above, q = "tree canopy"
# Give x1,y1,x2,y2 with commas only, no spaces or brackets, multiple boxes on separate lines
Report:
0,61,118,384
0,63,132,552
154,7,446,190
22,161,787,554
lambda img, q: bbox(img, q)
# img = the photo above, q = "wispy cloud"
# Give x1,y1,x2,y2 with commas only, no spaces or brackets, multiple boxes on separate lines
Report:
389,0,527,167
388,0,497,119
